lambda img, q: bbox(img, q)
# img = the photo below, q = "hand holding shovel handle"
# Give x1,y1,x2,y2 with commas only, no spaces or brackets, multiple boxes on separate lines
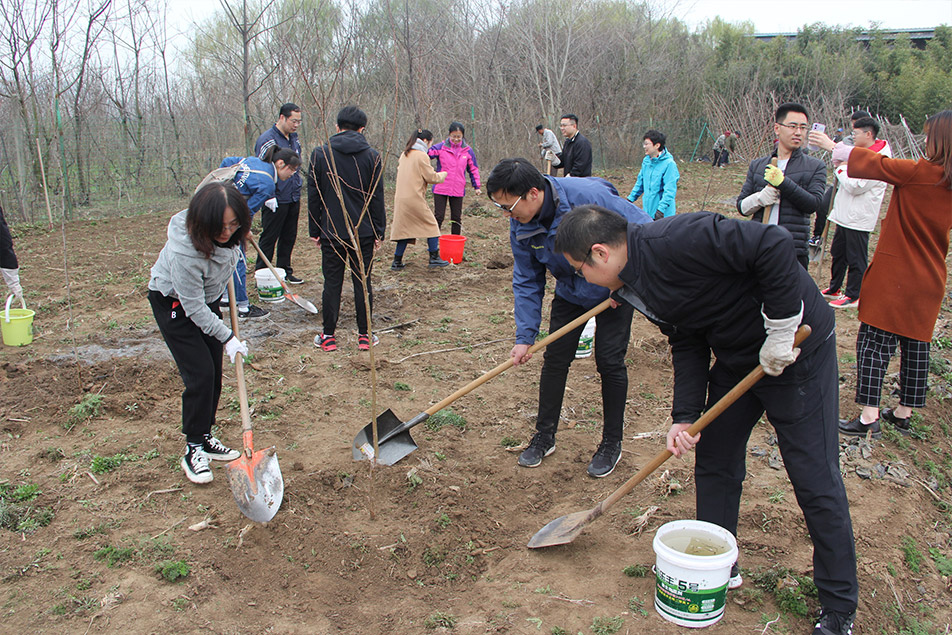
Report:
762,157,779,224
527,324,812,549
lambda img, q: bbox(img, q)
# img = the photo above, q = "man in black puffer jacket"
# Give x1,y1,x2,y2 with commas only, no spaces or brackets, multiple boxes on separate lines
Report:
737,102,827,268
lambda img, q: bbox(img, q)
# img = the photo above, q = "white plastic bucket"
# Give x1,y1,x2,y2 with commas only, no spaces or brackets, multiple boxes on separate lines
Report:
254,268,286,303
575,317,596,358
652,520,738,628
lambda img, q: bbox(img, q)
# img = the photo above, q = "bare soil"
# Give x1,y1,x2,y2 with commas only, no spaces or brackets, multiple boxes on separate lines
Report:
1,162,951,634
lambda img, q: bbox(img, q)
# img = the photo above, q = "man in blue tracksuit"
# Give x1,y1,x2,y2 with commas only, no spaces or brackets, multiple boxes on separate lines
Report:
626,129,680,220
485,158,651,477
255,103,304,283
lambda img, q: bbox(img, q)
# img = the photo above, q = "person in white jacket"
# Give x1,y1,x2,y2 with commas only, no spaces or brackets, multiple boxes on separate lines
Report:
809,117,891,308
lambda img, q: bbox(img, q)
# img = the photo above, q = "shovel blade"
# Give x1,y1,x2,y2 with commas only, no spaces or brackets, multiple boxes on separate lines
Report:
226,447,284,523
288,293,318,314
352,408,419,465
808,243,822,262
527,508,598,549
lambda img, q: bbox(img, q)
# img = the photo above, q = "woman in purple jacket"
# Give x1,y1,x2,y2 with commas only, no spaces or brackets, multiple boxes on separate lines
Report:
428,122,482,235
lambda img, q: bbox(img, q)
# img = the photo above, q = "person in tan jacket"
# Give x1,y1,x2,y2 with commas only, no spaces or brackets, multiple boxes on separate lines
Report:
390,130,449,270
834,110,952,439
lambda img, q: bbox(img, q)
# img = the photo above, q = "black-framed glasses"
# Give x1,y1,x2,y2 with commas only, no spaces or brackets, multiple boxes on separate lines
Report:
490,195,523,214
573,247,592,277
777,123,809,131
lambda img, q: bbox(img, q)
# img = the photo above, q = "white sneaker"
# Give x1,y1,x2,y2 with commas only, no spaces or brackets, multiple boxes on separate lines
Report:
181,444,213,484
728,563,743,589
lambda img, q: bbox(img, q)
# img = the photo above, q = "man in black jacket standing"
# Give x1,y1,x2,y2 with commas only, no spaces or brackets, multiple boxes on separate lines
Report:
554,206,858,635
307,106,385,352
737,103,826,268
557,114,593,177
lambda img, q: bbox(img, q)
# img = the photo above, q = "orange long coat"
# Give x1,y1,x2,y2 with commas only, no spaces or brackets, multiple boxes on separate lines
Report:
849,148,952,341
389,149,446,242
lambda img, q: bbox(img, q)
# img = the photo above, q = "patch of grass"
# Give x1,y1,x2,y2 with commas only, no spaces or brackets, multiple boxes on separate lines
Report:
67,394,103,429
767,489,786,504
500,436,521,448
435,513,451,530
73,520,119,540
622,564,649,577
425,408,467,431
406,471,423,492
424,611,457,629
902,536,923,573
750,566,817,618
394,382,412,391
172,597,190,611
93,545,135,567
422,546,445,567
591,615,624,634
155,559,190,582
929,548,952,576
627,595,649,617
90,453,136,474
0,481,54,533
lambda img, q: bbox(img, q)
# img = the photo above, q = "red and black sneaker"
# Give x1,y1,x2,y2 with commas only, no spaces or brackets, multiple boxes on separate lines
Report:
357,333,379,350
315,333,337,351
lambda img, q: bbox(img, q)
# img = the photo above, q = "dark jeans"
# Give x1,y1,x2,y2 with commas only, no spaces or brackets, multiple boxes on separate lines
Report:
694,333,857,614
711,150,721,167
534,295,634,445
255,200,300,275
149,290,224,443
827,225,869,300
321,235,375,335
433,194,463,235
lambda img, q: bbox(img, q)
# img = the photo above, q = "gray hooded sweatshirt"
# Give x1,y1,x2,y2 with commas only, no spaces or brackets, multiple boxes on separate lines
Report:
148,210,239,343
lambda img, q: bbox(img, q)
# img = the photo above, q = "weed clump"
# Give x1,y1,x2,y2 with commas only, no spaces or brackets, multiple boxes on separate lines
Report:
425,408,467,432
155,559,190,582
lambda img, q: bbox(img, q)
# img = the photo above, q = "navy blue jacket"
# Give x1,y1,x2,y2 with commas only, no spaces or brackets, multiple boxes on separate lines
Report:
511,176,651,345
255,125,302,203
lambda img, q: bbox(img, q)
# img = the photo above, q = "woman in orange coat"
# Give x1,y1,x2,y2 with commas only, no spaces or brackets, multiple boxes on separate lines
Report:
836,110,952,438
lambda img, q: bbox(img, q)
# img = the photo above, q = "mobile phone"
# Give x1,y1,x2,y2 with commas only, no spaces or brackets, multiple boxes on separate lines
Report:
808,123,826,152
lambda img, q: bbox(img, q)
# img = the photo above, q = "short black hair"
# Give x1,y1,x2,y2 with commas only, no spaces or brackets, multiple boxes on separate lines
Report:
535,124,544,132
850,110,871,122
852,116,880,137
187,182,251,258
643,129,666,150
448,121,465,135
775,102,808,123
553,205,628,263
337,105,367,131
560,114,579,125
485,158,546,201
279,103,300,119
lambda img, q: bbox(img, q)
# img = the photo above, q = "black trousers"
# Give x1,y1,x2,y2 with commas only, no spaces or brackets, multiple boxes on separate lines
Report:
0,205,17,269
321,235,375,335
827,225,869,300
149,290,224,443
255,200,300,275
534,295,634,445
694,333,857,614
433,194,463,235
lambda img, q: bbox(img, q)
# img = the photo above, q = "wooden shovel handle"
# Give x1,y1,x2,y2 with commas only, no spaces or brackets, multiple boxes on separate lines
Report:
423,298,613,417
596,324,812,514
227,277,254,455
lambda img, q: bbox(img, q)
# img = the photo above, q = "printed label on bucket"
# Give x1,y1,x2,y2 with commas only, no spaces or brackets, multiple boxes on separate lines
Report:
655,569,727,623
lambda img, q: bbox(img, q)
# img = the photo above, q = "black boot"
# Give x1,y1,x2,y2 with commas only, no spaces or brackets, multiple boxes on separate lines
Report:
428,251,449,268
391,255,405,271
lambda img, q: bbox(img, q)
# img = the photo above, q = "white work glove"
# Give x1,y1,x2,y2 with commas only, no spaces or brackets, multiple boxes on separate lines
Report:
759,303,803,376
739,187,780,216
224,336,249,363
1,267,23,305
264,198,278,212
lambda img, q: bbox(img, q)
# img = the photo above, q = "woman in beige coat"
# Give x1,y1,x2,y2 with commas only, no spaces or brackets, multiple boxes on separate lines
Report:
390,130,448,270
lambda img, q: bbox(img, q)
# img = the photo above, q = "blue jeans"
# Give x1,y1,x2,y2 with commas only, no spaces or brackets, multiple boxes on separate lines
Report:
233,248,248,309
394,236,440,258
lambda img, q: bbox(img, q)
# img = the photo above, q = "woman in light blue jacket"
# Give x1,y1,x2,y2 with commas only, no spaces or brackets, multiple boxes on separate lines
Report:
627,130,680,220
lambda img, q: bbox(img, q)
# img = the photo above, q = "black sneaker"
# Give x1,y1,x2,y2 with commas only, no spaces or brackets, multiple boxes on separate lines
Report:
238,304,269,319
728,562,743,589
181,444,212,484
880,408,912,436
285,273,304,284
838,415,881,439
813,608,855,635
203,435,240,461
518,433,555,468
587,441,622,478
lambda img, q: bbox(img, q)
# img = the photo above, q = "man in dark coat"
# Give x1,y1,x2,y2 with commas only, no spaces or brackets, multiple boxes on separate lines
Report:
554,206,858,635
307,106,385,352
557,114,593,177
737,102,826,268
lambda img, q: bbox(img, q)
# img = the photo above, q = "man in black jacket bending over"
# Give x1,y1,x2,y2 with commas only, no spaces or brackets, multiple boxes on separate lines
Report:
737,102,826,268
554,206,857,635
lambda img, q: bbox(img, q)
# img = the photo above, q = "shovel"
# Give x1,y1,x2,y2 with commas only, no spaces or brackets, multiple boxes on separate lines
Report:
761,157,779,224
247,234,318,314
352,298,613,466
225,277,285,522
527,324,812,549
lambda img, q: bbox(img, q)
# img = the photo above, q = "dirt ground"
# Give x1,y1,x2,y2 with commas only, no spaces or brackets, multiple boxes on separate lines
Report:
2,162,952,634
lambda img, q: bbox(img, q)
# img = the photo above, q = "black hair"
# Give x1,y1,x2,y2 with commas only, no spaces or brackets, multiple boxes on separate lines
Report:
850,110,871,122
560,114,579,125
404,129,433,156
775,102,808,123
260,146,302,169
553,205,628,263
852,116,880,138
643,129,666,150
337,105,367,131
279,103,300,119
187,182,251,258
485,158,547,201
535,124,544,132
448,121,465,135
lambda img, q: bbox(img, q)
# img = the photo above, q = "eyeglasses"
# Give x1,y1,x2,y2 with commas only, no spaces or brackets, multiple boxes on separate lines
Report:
573,247,593,277
223,219,241,231
490,195,523,214
777,123,809,132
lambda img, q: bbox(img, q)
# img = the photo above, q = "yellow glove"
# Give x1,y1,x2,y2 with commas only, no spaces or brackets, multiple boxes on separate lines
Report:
764,164,784,187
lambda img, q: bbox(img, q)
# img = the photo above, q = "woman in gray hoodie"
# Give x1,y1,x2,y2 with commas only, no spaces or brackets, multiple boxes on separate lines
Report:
148,182,252,484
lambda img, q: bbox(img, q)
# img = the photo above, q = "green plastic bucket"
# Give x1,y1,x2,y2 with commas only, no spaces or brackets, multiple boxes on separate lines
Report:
2,294,35,346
